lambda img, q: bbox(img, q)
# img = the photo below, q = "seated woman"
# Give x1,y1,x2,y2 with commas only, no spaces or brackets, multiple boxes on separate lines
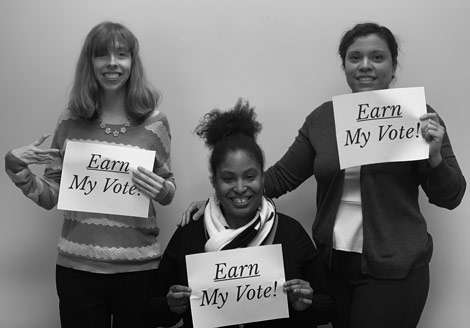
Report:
147,99,333,327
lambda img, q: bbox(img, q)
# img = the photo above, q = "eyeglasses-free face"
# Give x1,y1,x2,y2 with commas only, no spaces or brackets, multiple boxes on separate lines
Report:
93,46,132,93
213,149,264,229
344,33,396,93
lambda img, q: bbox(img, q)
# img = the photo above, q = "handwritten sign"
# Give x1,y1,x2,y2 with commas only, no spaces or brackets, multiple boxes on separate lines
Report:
332,87,429,169
57,140,155,218
186,244,288,328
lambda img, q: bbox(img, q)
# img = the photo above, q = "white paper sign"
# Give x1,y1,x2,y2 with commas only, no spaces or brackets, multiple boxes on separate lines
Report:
186,244,288,328
57,140,155,218
332,87,429,169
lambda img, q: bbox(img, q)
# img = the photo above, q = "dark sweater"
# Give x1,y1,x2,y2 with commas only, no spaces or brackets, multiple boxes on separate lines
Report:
264,101,466,279
148,212,333,327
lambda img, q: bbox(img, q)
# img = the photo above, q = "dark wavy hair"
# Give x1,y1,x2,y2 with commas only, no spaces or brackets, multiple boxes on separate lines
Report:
338,22,399,69
68,21,161,123
194,98,264,176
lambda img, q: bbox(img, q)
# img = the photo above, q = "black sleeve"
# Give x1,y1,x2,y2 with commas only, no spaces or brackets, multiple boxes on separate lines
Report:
147,227,187,327
277,213,335,326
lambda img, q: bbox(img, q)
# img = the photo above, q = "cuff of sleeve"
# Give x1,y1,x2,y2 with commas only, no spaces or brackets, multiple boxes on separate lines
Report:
155,180,175,205
5,150,28,173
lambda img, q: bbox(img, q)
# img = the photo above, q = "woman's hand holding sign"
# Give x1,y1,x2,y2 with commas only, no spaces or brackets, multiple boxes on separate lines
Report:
167,285,192,314
132,166,169,203
420,113,444,168
283,279,313,312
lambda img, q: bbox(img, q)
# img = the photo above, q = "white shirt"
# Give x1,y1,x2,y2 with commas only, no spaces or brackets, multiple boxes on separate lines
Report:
333,166,363,253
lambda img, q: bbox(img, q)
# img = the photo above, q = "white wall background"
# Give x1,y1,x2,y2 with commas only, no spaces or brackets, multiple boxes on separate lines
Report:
1,1,468,327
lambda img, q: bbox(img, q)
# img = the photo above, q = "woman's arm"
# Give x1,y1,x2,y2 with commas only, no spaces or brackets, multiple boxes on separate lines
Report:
264,120,316,199
418,107,466,209
147,227,188,327
5,134,62,210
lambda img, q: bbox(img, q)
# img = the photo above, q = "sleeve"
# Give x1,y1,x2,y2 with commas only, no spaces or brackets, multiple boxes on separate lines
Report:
4,121,63,210
281,216,334,325
147,227,186,327
264,114,316,199
152,113,176,205
299,234,328,291
418,105,466,209
297,226,334,326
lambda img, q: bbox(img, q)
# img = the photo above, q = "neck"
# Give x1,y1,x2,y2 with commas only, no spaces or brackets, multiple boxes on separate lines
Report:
99,89,128,123
224,212,255,230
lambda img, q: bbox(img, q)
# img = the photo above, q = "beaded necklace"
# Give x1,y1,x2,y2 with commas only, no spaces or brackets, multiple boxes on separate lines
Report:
98,118,131,137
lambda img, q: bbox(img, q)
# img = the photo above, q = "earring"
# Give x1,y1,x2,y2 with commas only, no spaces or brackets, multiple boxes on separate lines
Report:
213,193,220,206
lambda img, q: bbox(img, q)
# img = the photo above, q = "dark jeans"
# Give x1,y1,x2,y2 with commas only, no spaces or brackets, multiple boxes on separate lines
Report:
56,265,157,328
329,250,429,328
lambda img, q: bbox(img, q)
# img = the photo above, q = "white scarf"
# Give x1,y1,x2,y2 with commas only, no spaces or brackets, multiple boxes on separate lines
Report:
204,196,276,252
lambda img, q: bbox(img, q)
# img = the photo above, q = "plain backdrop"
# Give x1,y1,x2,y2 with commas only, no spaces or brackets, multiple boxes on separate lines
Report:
1,1,469,327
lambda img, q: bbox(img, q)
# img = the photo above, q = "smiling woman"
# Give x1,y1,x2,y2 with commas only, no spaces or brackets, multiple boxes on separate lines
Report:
4,21,176,328
147,98,334,327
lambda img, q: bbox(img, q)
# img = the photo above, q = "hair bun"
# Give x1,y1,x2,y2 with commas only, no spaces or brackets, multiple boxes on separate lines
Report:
195,98,262,148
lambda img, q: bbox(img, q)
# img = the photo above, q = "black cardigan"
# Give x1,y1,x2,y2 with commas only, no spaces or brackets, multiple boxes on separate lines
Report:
147,212,333,327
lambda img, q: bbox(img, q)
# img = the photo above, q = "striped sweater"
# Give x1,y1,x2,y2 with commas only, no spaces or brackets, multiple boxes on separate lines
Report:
5,108,175,274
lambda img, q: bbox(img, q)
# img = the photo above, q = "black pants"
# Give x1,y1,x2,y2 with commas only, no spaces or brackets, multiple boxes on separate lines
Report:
329,250,429,328
56,265,157,328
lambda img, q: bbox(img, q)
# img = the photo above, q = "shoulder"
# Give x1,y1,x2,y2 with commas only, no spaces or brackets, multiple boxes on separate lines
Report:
277,212,299,224
180,217,205,233
143,109,170,127
276,213,309,236
169,218,206,245
165,218,207,256
306,101,333,120
51,109,87,140
275,213,317,257
55,108,81,126
141,109,172,137
146,108,169,122
302,101,334,130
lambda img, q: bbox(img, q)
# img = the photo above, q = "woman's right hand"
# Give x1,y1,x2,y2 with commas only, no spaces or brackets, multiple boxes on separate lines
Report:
167,284,192,314
283,279,313,312
11,134,60,165
179,200,206,226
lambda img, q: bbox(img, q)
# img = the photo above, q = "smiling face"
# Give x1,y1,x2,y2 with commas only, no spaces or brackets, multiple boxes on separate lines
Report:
344,34,396,93
213,149,264,229
92,46,132,93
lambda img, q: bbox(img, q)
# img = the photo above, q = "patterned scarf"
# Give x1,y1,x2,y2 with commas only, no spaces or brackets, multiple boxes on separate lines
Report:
204,196,277,252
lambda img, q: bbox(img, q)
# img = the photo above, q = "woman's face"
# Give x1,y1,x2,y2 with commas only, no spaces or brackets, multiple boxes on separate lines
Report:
93,45,132,93
213,149,264,229
344,34,396,93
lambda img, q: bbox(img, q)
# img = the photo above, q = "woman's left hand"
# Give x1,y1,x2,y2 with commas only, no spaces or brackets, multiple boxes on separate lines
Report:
167,285,192,314
283,279,313,311
132,166,167,201
420,113,444,168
